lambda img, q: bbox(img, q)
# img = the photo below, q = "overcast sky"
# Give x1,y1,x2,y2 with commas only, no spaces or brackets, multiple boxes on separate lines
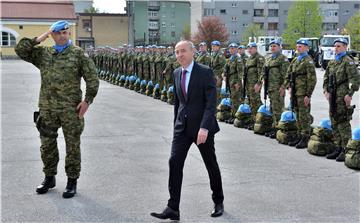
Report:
93,0,126,13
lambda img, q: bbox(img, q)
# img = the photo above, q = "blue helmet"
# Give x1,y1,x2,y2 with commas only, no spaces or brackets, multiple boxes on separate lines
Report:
162,86,167,91
280,111,296,122
296,38,309,46
333,38,348,45
129,76,136,83
220,98,231,107
257,105,272,116
147,80,153,87
247,42,257,48
228,43,238,48
154,83,160,89
135,78,141,84
168,85,174,93
120,75,126,81
319,118,332,130
238,104,251,114
238,45,246,49
125,76,130,81
140,80,147,86
211,40,220,46
199,42,207,46
270,39,282,46
352,127,360,140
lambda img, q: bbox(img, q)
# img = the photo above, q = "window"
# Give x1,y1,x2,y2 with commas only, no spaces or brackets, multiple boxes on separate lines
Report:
268,23,278,30
170,23,175,28
284,10,288,15
220,9,226,14
322,23,337,31
204,8,215,16
231,2,237,7
82,19,91,29
148,21,159,29
162,22,166,28
19,25,23,30
254,9,264,17
243,23,248,27
343,10,350,15
231,30,238,35
171,31,175,37
1,31,16,46
242,10,248,15
148,11,158,17
355,4,359,8
231,16,237,22
255,23,264,29
268,9,278,17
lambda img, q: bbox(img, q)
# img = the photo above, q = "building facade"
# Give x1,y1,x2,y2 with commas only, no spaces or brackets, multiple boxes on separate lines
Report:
73,0,93,13
192,0,360,43
77,13,128,49
1,0,77,58
126,0,191,46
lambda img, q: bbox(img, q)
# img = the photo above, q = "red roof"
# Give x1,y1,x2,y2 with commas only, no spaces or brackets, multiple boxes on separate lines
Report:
1,0,76,20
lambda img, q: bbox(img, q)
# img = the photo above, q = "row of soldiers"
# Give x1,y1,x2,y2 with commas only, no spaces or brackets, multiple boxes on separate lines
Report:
88,37,359,163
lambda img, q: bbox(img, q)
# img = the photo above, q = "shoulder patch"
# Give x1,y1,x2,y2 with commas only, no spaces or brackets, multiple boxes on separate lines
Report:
349,61,354,65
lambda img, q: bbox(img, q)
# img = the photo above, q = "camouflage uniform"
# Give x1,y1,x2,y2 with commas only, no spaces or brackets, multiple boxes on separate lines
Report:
154,53,165,88
163,52,177,88
323,54,360,148
224,54,243,116
260,52,290,130
196,51,211,66
245,52,265,120
15,37,99,179
285,54,317,139
239,53,248,67
210,50,226,103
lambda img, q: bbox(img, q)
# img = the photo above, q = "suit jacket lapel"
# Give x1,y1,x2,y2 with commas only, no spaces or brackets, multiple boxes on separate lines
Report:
186,62,197,101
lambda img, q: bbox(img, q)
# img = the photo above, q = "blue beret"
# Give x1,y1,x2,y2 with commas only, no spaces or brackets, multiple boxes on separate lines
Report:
228,43,238,48
247,42,257,48
333,38,348,45
238,45,246,49
211,40,220,46
296,38,309,46
50,20,70,32
270,39,282,46
199,42,207,46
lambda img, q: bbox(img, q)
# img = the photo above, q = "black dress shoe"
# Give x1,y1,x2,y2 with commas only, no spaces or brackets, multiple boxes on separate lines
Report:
327,147,342,159
62,178,77,199
150,207,180,221
336,150,345,162
36,176,56,194
211,203,224,217
295,136,309,149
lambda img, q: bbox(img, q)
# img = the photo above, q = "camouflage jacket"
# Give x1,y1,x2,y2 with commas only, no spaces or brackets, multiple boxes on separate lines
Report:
285,55,317,97
245,52,265,85
323,55,360,97
15,37,99,110
261,53,290,91
196,52,211,66
210,51,225,76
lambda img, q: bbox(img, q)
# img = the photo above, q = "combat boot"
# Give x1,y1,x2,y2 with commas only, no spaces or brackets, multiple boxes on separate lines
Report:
335,148,345,162
295,135,309,149
63,178,77,199
288,136,301,147
326,147,342,159
36,176,56,194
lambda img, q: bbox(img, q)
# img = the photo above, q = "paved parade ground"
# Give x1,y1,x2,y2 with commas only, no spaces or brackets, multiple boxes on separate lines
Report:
2,60,360,222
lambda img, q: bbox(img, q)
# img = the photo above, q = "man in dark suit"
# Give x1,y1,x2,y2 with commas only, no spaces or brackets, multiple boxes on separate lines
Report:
150,41,224,221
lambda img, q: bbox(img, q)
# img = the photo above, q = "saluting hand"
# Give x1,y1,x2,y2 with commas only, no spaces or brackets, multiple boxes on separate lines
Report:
77,101,89,119
197,128,208,145
36,30,52,43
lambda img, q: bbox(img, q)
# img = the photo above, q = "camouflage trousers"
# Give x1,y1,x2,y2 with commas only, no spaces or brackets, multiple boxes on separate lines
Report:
246,84,262,121
294,96,313,137
230,88,242,116
39,108,84,179
269,90,285,129
330,98,353,147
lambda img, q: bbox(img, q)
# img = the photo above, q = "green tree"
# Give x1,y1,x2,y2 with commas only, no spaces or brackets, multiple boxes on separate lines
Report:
241,24,265,44
84,6,99,13
181,24,191,40
344,10,360,50
282,0,322,47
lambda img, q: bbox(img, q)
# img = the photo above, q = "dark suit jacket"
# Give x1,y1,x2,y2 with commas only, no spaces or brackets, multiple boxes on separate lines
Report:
173,62,220,137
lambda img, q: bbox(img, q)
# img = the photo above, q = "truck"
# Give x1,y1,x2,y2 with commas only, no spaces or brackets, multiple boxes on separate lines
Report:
318,34,351,69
